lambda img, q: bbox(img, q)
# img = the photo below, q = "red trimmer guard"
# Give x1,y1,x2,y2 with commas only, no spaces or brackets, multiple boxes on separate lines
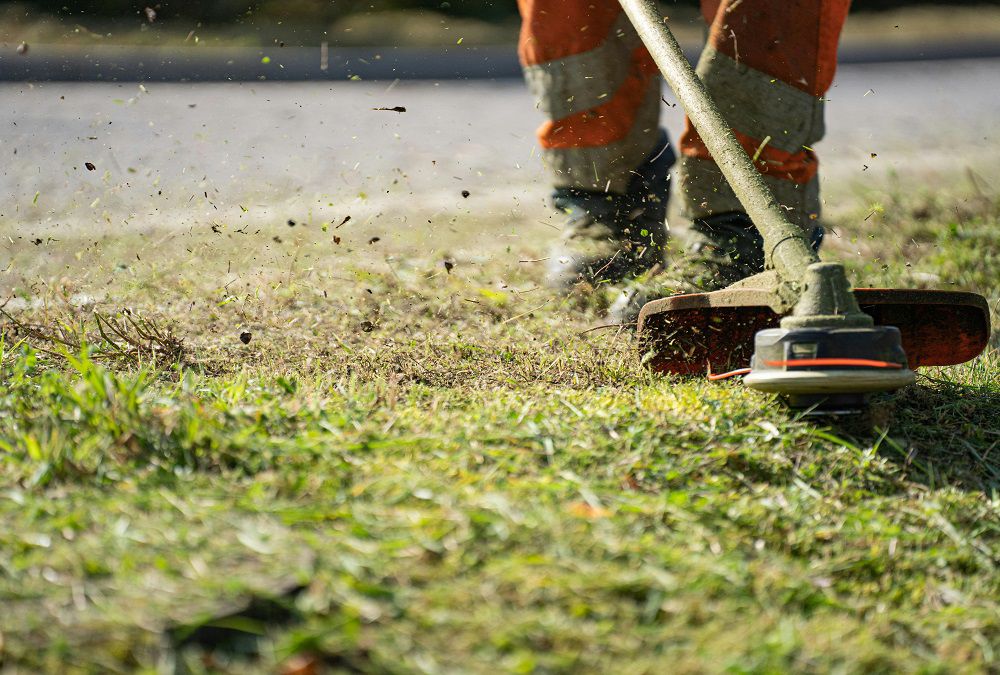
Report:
637,288,992,375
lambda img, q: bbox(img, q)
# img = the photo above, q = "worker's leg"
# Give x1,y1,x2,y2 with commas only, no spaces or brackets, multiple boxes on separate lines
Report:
679,0,851,232
518,0,675,287
519,0,662,193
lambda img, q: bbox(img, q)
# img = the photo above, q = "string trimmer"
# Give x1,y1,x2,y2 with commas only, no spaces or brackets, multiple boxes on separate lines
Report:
618,0,991,411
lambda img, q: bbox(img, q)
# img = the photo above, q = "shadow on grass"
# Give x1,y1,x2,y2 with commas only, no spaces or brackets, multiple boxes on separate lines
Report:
870,381,1000,494
162,584,373,674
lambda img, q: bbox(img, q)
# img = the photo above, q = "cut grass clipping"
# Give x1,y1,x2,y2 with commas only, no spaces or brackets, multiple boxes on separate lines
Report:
0,185,998,673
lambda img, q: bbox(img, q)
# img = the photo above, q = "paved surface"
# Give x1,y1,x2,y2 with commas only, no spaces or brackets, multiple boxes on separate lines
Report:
5,40,1000,82
3,58,999,238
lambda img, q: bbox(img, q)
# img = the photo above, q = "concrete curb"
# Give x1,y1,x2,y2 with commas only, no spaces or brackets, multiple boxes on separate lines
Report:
3,40,1000,82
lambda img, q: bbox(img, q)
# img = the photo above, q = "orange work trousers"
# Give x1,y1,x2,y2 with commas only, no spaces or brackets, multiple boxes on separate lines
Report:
517,0,851,228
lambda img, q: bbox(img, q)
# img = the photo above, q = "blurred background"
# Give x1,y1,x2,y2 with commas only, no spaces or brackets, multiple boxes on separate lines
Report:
3,0,1000,51
3,0,1000,76
2,1,1000,300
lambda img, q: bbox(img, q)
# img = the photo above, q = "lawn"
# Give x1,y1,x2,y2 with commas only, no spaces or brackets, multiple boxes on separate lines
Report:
1,180,998,673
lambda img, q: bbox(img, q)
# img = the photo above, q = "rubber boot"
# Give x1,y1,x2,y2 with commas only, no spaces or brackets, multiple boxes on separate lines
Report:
545,130,675,289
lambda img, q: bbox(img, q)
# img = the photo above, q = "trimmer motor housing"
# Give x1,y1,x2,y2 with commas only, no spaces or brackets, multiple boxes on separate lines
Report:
744,325,916,410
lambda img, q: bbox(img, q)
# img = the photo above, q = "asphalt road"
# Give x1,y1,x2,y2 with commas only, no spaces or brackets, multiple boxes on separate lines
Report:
3,58,999,238
5,40,1000,82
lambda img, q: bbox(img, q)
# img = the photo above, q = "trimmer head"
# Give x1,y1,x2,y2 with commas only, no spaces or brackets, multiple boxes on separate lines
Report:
637,287,991,406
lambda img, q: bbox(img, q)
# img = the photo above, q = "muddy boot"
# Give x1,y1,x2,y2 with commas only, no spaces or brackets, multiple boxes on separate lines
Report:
607,212,824,325
545,130,675,289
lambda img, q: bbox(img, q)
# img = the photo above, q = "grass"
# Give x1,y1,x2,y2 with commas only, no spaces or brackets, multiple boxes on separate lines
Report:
0,178,998,673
